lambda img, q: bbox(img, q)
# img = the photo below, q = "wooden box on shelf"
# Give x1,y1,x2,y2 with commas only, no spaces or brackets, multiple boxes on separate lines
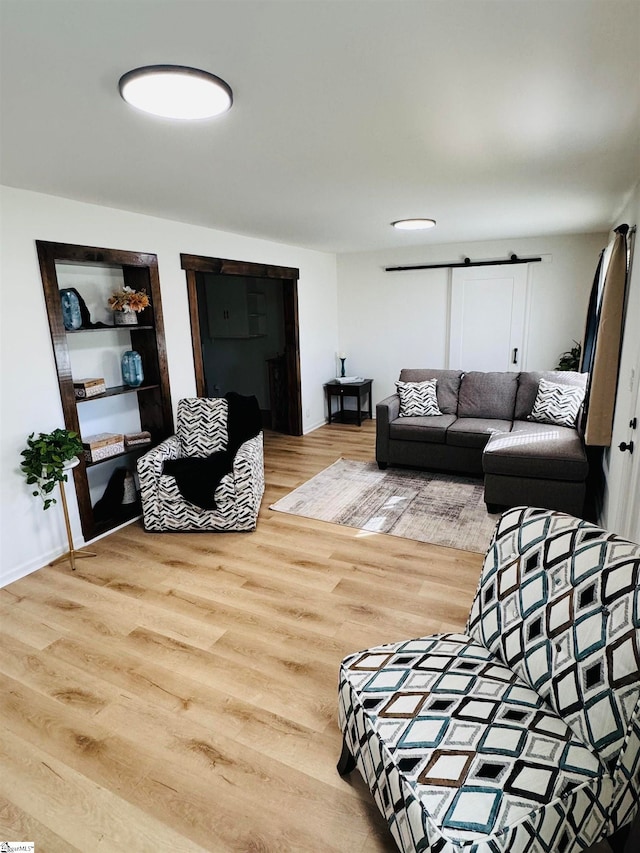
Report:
124,430,152,449
74,377,106,399
82,433,125,463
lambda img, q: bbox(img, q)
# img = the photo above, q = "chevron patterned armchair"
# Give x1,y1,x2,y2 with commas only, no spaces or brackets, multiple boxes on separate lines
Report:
338,507,640,853
137,397,265,532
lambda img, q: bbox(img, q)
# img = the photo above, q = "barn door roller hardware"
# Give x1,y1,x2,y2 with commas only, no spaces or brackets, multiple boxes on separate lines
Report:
385,253,542,272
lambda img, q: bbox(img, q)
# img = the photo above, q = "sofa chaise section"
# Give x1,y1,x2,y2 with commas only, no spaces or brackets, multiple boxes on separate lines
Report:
483,421,589,516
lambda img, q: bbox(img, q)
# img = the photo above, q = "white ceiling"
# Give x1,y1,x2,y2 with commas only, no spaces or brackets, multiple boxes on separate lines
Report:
1,0,639,254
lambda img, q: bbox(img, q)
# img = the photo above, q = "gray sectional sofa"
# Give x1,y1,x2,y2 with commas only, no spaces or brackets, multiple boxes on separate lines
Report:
376,368,589,516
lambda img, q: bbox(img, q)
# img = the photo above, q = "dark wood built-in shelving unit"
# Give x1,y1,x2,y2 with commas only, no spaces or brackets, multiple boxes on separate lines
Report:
65,325,156,333
76,383,161,401
37,240,174,541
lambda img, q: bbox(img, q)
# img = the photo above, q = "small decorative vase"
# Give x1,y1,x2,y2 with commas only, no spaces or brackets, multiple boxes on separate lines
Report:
60,289,82,330
121,350,144,387
339,357,346,378
114,311,138,326
122,471,137,505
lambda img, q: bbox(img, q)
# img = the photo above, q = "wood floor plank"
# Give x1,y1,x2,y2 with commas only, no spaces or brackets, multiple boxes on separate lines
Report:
24,565,228,651
0,630,119,717
124,625,336,733
0,600,62,649
0,729,207,853
95,691,375,853
0,672,154,795
0,421,486,852
0,794,82,853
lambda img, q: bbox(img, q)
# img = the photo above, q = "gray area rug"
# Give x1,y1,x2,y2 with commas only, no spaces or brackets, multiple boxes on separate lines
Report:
270,458,500,553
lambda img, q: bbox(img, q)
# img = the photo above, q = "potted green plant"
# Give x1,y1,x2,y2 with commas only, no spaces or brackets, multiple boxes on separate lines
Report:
555,340,582,372
20,428,83,510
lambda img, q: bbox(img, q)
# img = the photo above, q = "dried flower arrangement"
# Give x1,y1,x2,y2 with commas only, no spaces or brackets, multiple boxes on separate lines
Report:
108,285,150,314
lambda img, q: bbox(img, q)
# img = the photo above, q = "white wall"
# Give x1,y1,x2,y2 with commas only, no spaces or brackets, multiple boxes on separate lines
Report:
337,234,606,403
0,186,338,586
600,183,640,540
3,182,633,586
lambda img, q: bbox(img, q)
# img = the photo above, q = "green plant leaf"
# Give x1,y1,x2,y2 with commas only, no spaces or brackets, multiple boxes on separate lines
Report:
20,427,83,510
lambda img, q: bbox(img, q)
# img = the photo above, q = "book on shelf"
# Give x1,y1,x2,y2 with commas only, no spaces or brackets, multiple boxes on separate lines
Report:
335,375,363,384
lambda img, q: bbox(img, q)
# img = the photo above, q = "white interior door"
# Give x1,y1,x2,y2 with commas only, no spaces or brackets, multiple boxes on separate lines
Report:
448,264,528,371
619,352,640,542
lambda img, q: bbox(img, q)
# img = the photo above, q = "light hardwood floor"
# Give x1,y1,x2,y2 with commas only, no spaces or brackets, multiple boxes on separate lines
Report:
0,421,490,851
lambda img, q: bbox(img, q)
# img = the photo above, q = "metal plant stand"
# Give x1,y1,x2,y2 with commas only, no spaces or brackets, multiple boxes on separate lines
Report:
50,459,96,571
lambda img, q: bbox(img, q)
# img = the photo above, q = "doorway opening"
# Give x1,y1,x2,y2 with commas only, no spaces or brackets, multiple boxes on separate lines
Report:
181,254,302,435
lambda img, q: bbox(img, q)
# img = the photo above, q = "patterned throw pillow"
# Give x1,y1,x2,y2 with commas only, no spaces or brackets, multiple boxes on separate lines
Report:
395,379,442,417
528,377,585,427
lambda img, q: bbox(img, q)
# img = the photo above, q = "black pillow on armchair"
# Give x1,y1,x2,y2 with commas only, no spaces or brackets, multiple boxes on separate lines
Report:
163,392,261,509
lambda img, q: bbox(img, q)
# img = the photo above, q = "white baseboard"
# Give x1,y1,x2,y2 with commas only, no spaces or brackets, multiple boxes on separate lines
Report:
304,418,328,434
1,546,66,588
0,515,141,589
84,514,141,544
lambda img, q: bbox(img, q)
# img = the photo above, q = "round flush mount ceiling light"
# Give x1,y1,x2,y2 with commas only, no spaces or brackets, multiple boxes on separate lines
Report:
391,218,437,231
118,65,233,120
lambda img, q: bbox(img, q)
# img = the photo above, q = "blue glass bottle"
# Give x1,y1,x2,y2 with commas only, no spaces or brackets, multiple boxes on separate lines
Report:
60,289,82,330
121,350,144,387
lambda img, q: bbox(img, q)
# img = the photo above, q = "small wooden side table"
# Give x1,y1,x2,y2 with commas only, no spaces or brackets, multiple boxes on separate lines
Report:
324,379,373,426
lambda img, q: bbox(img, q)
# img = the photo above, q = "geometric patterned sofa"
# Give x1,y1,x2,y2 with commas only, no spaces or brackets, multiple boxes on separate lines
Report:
338,507,640,852
137,397,264,532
